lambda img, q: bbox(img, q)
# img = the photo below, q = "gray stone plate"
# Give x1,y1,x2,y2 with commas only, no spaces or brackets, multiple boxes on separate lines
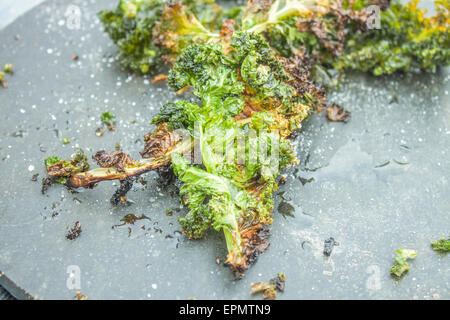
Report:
0,0,448,300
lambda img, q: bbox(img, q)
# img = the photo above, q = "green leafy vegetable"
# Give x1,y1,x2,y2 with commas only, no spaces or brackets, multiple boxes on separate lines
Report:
336,0,450,75
163,33,318,276
3,64,13,74
46,0,450,279
242,0,449,76
151,101,203,131
44,155,62,168
390,248,417,278
45,32,322,277
98,0,224,73
100,0,450,76
101,111,116,127
431,238,450,252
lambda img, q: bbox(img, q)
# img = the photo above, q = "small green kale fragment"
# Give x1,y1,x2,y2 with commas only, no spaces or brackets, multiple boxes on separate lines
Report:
3,64,14,74
0,71,6,87
390,248,417,278
45,150,90,184
101,112,116,128
62,137,71,145
44,155,63,168
431,238,450,252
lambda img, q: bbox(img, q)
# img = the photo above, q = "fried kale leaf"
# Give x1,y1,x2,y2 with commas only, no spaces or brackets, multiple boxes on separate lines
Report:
152,101,203,131
100,0,450,77
431,238,450,252
390,248,417,278
243,0,450,75
336,0,450,75
98,0,224,73
50,32,320,277
163,32,322,277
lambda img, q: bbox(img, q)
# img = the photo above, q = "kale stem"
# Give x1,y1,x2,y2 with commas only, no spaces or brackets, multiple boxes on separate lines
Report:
67,139,192,188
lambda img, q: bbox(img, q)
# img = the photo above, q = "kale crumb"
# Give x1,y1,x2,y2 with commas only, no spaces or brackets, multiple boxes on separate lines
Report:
3,64,13,74
0,72,6,88
326,104,350,122
101,112,116,131
110,177,134,205
74,290,88,300
62,137,71,145
431,238,450,252
152,74,168,84
390,248,417,278
95,127,106,137
66,221,82,240
278,201,295,219
251,272,286,300
323,237,339,256
41,177,53,194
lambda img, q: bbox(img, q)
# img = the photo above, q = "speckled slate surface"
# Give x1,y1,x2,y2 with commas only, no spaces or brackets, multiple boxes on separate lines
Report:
0,0,449,300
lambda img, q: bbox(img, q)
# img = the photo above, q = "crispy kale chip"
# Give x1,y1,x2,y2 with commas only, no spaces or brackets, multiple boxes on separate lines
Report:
390,248,417,278
98,0,223,73
242,0,371,62
46,32,320,278
98,0,164,73
336,0,450,75
164,32,321,277
168,42,245,117
151,101,203,131
242,0,450,75
431,238,450,252
100,0,450,76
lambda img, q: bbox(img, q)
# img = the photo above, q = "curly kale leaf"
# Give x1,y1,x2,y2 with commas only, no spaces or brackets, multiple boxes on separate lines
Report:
241,0,449,76
99,0,224,74
54,31,317,278
151,101,203,131
168,43,245,117
98,0,165,73
336,0,450,75
172,154,238,239
231,32,295,104
152,1,220,55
